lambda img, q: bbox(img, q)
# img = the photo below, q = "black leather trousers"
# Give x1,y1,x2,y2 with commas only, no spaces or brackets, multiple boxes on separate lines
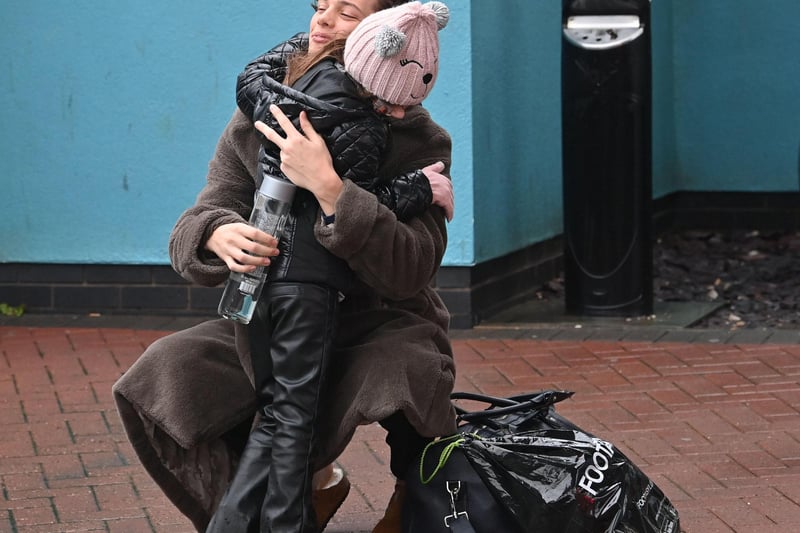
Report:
207,282,339,533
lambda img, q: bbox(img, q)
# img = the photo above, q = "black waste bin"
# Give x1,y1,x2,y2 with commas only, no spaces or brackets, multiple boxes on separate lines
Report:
561,0,653,317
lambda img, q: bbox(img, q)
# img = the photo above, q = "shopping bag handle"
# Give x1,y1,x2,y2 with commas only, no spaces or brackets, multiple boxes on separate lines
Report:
452,390,573,422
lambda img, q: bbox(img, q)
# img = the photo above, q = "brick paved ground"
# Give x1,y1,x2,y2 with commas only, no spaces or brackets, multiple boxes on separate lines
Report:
1,322,799,532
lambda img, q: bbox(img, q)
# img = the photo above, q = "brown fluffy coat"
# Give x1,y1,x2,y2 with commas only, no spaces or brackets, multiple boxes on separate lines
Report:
112,106,457,530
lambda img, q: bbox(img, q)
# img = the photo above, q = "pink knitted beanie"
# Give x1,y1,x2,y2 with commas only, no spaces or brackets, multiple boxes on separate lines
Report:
344,1,449,106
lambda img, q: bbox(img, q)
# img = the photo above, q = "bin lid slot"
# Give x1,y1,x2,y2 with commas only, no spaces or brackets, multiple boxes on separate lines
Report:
563,15,644,49
566,15,640,30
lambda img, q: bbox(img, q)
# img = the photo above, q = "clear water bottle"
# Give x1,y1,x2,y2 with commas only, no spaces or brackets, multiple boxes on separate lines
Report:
218,175,296,323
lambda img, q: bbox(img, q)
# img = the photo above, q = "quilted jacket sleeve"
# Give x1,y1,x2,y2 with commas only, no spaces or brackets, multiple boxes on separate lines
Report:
366,169,433,222
327,111,432,223
329,116,386,194
236,34,307,120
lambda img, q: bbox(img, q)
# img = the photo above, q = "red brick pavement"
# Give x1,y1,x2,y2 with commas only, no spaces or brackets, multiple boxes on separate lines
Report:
1,324,800,532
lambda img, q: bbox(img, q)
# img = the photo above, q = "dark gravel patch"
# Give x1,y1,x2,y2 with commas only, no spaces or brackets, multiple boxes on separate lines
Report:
654,229,800,329
537,229,800,329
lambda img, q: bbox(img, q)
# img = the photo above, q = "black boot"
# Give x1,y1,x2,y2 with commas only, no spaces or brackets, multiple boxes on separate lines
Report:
207,282,338,533
259,282,339,533
206,409,276,533
205,291,281,533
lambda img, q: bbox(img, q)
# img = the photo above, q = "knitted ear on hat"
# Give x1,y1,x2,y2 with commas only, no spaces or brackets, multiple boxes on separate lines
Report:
427,1,450,30
344,1,450,107
375,25,406,57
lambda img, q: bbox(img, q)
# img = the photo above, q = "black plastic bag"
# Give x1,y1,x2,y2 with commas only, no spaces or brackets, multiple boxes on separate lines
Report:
403,391,681,533
460,430,680,532
453,390,578,436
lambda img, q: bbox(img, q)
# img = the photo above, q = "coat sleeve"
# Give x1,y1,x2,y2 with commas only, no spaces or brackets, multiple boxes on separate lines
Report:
168,110,260,287
315,182,447,300
315,109,452,300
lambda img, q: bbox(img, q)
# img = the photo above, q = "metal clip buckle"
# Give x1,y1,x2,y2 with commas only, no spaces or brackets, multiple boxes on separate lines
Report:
443,480,469,527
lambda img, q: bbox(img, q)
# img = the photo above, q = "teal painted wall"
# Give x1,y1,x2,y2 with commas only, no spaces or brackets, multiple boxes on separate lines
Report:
651,0,678,198
427,3,473,265
1,1,798,269
0,1,308,264
470,0,564,262
672,0,800,191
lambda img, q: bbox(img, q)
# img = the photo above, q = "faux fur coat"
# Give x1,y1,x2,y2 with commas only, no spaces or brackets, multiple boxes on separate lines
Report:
112,104,457,531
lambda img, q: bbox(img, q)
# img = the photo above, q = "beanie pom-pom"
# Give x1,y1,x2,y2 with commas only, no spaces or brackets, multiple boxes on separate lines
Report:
426,1,449,30
374,25,406,57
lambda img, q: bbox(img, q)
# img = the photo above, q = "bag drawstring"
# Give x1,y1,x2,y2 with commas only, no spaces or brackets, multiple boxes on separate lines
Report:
420,434,471,484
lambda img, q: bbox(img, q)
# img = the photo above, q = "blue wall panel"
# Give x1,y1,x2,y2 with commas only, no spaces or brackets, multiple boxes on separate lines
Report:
651,0,678,198
428,4,474,266
672,0,800,191
1,2,307,263
470,0,563,264
1,1,798,269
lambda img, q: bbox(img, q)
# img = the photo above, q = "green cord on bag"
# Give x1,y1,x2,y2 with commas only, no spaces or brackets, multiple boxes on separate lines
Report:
419,434,466,484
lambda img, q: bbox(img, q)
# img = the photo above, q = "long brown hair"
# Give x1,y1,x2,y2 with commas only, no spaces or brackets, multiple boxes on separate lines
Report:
283,39,346,87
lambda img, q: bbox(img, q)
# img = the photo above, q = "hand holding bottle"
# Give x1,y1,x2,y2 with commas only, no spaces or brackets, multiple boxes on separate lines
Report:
206,222,279,273
217,174,296,324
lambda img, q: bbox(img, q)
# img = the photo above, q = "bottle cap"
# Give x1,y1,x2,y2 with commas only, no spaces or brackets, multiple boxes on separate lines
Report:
259,175,296,203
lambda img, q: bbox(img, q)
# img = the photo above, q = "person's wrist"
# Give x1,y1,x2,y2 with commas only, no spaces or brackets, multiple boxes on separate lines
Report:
317,171,344,215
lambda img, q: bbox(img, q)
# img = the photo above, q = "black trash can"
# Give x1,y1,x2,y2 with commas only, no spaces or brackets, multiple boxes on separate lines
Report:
561,0,653,317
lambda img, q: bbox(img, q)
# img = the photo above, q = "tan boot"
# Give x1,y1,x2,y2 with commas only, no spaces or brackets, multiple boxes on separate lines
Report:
312,466,351,532
372,480,406,533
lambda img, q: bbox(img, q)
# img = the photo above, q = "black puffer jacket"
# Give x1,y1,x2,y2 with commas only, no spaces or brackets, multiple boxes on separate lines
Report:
237,34,433,221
